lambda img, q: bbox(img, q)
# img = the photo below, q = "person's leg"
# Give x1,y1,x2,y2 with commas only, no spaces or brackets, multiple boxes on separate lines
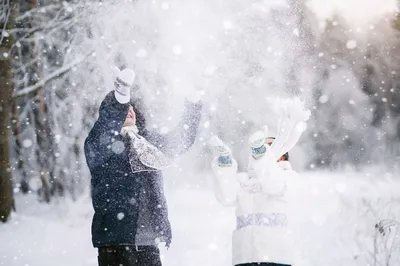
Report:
136,246,162,266
98,246,138,266
98,247,121,266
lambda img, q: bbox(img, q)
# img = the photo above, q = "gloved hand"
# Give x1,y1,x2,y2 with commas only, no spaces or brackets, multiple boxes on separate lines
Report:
114,68,136,104
248,129,267,159
209,135,230,156
209,135,232,167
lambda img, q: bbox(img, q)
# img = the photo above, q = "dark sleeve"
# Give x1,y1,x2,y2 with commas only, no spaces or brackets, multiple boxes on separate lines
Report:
145,100,203,157
84,92,130,171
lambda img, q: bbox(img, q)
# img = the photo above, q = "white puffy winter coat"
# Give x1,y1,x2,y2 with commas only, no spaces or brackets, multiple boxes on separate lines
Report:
211,98,309,265
212,151,298,266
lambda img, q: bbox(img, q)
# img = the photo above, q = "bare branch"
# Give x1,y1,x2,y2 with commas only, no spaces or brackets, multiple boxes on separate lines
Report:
14,56,40,72
15,4,61,22
13,55,88,98
0,0,11,45
7,25,43,35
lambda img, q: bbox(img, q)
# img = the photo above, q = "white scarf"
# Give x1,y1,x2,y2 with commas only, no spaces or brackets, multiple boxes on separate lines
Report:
120,125,139,136
121,125,172,172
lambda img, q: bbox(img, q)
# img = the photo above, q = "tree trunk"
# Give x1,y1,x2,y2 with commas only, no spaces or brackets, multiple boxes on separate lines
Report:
14,0,59,203
11,100,29,193
0,0,20,223
33,89,56,203
30,42,58,202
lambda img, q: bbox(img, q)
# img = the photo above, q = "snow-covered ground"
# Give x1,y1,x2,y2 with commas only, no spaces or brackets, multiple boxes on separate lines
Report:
1,170,400,266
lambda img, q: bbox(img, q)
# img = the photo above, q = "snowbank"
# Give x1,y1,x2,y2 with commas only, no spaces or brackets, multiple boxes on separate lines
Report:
1,171,399,266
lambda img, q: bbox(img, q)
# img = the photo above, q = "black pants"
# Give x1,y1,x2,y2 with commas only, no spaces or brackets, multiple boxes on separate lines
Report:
98,245,162,266
236,263,291,266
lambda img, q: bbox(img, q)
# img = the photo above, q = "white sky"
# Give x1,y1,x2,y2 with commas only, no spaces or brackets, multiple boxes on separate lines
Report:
308,0,398,25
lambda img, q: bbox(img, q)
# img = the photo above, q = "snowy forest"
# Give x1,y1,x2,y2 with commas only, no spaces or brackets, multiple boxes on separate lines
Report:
1,0,400,265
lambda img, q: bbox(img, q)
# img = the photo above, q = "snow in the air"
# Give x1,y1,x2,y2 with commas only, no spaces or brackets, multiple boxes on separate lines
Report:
223,21,233,30
22,139,33,148
136,48,148,58
2,0,400,265
346,40,357,49
172,45,182,55
161,2,170,10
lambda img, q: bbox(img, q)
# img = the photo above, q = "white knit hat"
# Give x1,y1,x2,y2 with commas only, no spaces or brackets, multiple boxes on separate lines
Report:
114,68,135,104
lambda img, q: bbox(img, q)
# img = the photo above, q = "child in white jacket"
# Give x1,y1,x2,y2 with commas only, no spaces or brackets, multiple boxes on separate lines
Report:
209,98,310,266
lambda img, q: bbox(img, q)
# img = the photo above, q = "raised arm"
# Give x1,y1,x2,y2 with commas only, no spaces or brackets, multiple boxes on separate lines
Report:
211,157,239,206
144,100,203,157
84,92,130,171
270,98,310,161
209,136,239,206
84,68,135,171
247,97,309,194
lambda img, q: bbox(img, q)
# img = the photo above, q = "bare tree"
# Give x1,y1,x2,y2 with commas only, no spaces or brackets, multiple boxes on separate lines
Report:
11,0,86,202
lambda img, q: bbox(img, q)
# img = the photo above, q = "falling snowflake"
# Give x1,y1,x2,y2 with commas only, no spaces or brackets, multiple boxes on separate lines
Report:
346,40,357,49
117,213,125,220
23,139,33,148
111,141,125,154
319,95,329,104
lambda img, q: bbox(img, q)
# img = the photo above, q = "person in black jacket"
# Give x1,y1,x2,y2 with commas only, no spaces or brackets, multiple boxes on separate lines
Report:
84,68,202,266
